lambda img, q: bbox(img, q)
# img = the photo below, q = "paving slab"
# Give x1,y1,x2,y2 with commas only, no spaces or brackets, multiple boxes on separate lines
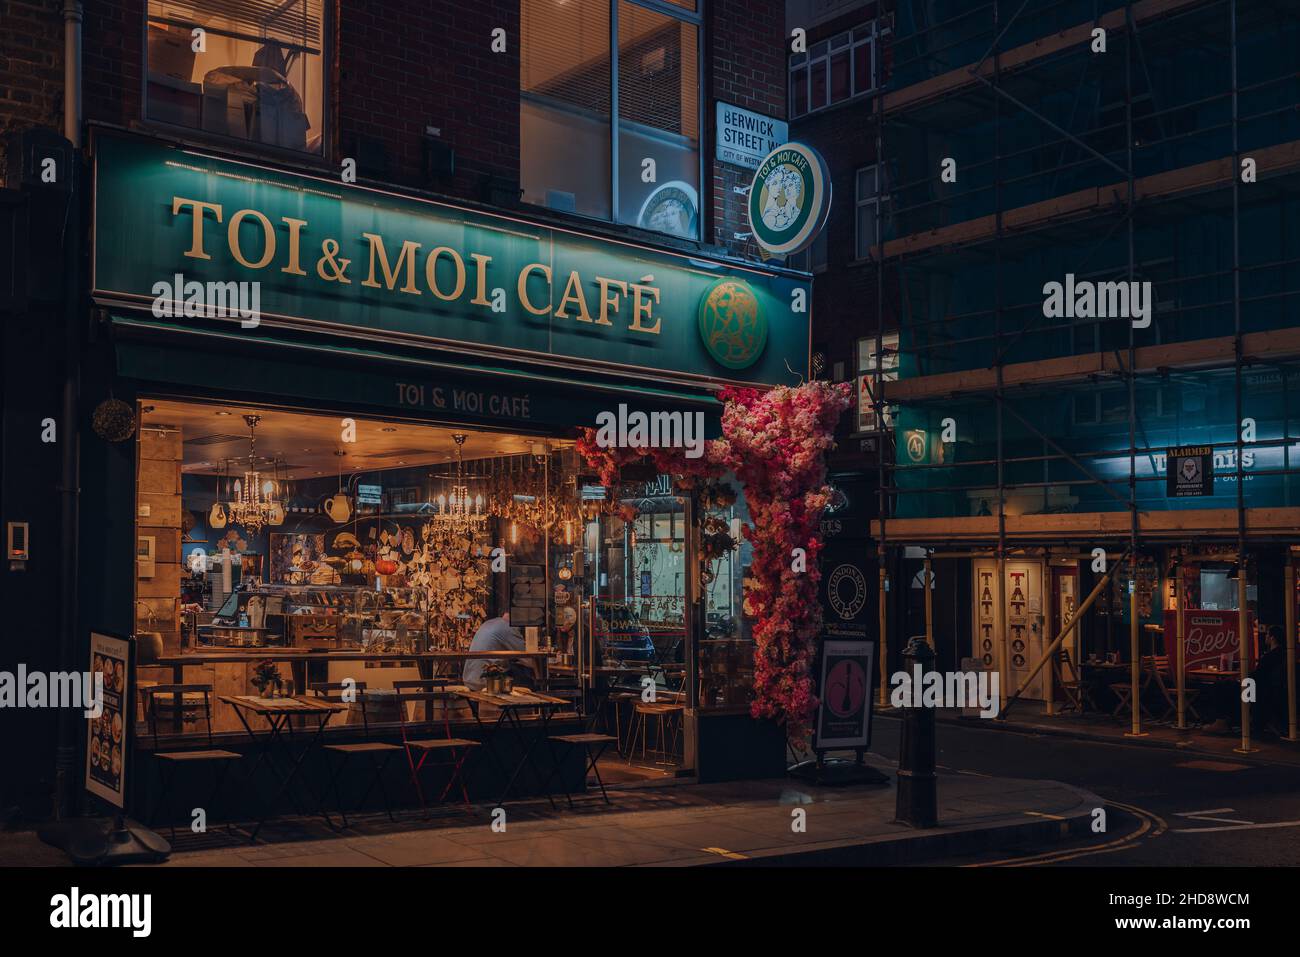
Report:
918,706,1300,766
0,760,1103,867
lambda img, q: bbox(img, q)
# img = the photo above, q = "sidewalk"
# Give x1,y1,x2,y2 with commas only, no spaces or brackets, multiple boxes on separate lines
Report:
95,758,1098,867
916,703,1300,767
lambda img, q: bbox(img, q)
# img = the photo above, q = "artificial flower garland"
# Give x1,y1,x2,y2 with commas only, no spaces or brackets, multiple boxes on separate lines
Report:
576,380,851,737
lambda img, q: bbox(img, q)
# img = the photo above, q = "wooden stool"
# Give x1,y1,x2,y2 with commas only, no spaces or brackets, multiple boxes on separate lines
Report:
629,701,684,766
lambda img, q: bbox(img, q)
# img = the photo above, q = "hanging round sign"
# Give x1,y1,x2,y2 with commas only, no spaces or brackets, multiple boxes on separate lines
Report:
747,142,832,257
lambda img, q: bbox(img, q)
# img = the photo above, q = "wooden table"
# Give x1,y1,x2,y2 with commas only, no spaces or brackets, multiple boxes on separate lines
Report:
458,689,570,807
1187,667,1241,681
1080,661,1142,717
219,694,346,841
147,651,552,731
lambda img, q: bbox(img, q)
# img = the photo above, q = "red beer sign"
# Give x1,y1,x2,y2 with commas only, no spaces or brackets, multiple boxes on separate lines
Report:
1162,609,1256,675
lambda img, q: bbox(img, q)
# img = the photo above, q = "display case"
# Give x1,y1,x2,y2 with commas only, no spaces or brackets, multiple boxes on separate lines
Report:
202,584,428,653
349,586,427,654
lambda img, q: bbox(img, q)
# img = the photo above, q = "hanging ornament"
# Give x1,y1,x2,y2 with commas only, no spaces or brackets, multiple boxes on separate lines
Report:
92,399,137,442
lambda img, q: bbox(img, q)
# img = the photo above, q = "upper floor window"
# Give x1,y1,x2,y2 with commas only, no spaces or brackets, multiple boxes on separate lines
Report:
856,163,888,260
789,21,882,119
787,230,827,272
521,0,702,240
857,332,898,433
145,1,326,155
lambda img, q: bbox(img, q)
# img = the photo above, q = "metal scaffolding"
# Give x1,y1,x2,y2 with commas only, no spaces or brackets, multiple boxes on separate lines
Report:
864,0,1300,742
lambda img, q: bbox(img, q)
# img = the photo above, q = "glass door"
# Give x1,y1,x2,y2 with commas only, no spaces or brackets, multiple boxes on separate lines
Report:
585,477,692,772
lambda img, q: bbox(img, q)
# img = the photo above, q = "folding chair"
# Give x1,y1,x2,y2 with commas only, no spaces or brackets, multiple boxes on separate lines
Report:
1143,656,1200,722
312,682,403,828
1110,657,1169,719
139,683,242,841
543,696,619,807
1052,650,1086,713
393,680,480,814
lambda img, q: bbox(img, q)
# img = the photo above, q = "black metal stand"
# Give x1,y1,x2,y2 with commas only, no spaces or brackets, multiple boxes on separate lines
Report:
789,747,889,787
38,813,171,866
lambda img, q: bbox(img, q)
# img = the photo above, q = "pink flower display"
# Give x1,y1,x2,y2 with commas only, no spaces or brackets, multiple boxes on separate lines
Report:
577,380,852,739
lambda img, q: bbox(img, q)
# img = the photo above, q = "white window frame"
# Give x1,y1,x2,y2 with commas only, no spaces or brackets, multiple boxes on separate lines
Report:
856,332,898,433
521,0,705,241
855,162,888,261
141,1,331,159
789,20,886,120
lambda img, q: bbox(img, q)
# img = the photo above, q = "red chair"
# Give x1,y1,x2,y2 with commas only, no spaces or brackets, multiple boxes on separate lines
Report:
393,680,480,813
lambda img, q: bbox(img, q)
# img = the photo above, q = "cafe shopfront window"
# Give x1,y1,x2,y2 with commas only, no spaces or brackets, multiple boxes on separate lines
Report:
145,0,327,154
520,0,702,241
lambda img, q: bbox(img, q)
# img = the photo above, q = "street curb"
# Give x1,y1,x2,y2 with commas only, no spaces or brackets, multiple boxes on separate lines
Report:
703,780,1102,867
900,710,1300,767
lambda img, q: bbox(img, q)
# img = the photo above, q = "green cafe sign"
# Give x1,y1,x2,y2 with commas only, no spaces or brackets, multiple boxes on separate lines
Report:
92,136,809,387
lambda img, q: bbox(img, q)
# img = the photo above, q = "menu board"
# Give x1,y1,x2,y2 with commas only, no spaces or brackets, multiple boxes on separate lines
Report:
814,639,875,750
509,564,545,627
85,631,132,809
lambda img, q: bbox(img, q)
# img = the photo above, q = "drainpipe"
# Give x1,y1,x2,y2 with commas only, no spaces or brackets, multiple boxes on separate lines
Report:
54,0,84,818
63,1,82,147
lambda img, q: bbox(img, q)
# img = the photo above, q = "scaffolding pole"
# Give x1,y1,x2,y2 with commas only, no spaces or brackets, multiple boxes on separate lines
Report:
1176,556,1188,729
875,19,889,708
993,0,1009,712
871,0,1297,721
1229,0,1257,756
1287,558,1297,741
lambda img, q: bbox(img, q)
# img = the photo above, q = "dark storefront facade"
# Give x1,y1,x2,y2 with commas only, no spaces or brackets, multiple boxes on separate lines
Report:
1,0,801,821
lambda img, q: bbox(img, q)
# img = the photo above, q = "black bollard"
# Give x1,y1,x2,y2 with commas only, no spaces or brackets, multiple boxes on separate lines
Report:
895,637,938,828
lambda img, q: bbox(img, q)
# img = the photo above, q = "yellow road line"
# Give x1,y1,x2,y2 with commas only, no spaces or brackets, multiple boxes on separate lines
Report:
967,800,1165,867
701,846,748,860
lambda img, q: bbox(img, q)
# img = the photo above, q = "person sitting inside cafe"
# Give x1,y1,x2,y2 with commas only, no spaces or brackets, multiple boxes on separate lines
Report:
462,612,537,691
1201,625,1292,735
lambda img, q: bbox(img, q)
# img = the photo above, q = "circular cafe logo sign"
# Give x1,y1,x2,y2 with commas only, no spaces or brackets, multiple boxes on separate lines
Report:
747,142,832,257
637,181,699,239
697,278,768,369
827,563,867,620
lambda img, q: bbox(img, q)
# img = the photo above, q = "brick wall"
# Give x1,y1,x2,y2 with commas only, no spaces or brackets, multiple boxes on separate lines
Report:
0,0,63,182
27,0,791,246
707,0,786,258
338,0,520,201
788,1,893,468
82,0,143,134
79,0,522,204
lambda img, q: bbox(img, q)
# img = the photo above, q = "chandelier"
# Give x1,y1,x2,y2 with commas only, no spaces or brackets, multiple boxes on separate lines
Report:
225,415,286,533
432,434,485,530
